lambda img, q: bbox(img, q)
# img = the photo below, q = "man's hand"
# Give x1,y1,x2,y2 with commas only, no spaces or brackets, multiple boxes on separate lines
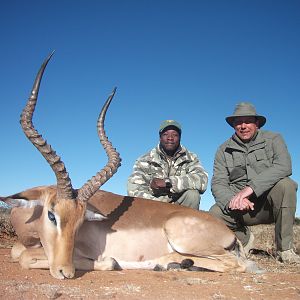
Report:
228,186,255,211
150,178,167,190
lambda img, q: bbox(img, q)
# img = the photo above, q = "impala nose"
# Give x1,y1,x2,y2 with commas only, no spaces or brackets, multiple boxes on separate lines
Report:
61,265,75,279
51,265,75,280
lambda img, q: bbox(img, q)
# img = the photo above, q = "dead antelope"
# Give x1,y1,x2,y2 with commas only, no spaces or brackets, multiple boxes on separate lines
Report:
1,54,260,279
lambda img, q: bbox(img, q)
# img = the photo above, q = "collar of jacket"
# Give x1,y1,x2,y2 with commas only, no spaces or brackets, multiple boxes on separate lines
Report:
150,144,187,164
159,144,183,158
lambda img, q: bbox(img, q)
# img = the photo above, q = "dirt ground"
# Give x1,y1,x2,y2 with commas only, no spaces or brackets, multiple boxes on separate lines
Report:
0,209,300,300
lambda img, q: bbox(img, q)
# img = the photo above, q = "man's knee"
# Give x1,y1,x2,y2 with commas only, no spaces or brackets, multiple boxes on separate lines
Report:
209,203,223,219
184,190,200,200
275,177,297,191
179,190,200,209
270,177,297,207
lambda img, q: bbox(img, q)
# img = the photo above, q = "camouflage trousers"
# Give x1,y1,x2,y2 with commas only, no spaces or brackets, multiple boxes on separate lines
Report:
209,177,297,251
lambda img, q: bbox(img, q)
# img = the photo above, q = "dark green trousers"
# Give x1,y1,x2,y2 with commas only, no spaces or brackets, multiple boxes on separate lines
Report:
209,177,297,251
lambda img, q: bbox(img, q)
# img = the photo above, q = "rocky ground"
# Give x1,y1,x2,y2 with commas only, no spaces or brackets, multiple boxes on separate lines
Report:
0,208,299,300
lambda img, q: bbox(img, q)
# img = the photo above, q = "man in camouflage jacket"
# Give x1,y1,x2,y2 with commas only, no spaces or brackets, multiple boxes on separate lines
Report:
127,120,208,209
209,102,299,264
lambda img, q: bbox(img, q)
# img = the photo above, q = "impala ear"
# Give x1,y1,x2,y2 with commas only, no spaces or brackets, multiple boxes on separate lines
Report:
0,186,56,202
85,209,107,221
2,198,43,208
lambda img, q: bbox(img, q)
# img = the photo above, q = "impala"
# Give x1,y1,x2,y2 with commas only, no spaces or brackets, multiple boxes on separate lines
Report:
0,54,260,279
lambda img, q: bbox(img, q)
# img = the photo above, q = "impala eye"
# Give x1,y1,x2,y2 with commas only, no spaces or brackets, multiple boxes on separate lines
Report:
48,211,57,226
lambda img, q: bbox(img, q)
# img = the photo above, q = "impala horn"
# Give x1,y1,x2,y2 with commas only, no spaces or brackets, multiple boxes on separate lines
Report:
20,52,74,200
21,53,121,202
78,87,121,202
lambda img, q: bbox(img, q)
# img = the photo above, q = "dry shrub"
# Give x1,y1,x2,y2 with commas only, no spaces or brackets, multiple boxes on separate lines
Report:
251,222,300,254
0,208,15,236
0,208,17,247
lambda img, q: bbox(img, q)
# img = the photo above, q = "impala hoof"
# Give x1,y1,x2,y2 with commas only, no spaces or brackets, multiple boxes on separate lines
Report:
153,264,166,271
111,258,122,271
167,262,181,270
180,259,194,269
188,266,214,272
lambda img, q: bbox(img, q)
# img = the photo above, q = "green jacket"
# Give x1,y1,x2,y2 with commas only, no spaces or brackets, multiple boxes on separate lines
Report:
211,130,293,210
127,144,208,202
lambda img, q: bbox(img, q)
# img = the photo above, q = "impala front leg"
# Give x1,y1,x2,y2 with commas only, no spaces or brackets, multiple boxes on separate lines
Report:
19,247,49,269
73,256,120,271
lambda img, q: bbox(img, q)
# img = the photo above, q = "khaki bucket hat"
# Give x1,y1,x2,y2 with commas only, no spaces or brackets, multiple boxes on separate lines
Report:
226,102,266,128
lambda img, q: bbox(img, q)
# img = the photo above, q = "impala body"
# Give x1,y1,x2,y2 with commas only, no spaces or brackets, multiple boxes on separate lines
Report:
1,54,259,279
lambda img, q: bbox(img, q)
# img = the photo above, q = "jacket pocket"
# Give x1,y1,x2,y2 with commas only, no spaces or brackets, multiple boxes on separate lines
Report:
232,151,244,167
229,166,247,182
254,149,267,161
254,149,271,169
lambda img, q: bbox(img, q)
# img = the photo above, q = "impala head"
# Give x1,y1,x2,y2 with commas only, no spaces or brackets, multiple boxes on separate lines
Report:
15,53,121,279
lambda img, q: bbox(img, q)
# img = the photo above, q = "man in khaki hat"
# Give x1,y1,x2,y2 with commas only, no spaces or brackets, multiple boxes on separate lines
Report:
209,102,299,263
127,120,208,209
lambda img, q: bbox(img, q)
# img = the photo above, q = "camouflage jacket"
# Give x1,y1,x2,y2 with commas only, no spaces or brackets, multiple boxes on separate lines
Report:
127,144,208,202
211,130,294,210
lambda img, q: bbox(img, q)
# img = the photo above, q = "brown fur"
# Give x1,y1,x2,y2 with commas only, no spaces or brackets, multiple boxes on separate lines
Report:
5,186,257,279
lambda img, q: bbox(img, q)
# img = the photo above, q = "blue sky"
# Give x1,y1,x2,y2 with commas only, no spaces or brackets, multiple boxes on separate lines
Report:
0,0,299,216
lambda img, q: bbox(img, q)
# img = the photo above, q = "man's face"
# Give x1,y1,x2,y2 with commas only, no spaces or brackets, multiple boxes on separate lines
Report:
233,116,259,142
160,129,180,155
